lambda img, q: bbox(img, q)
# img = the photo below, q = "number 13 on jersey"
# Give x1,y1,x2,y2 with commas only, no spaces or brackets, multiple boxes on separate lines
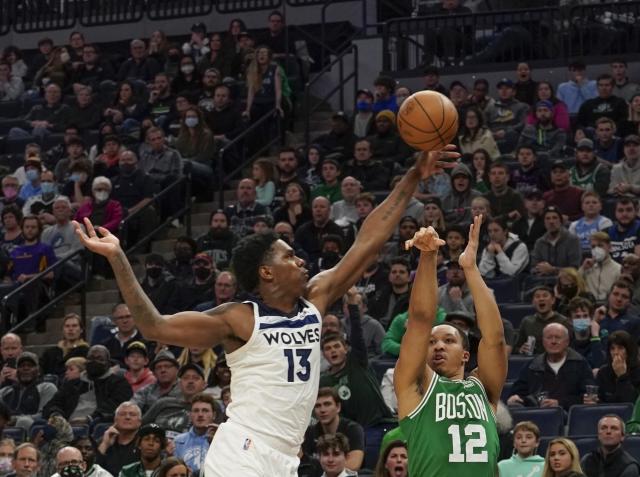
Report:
283,348,311,382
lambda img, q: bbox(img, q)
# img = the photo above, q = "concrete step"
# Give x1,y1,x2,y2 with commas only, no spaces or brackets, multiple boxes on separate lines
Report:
88,279,118,291
86,289,121,304
192,202,217,214
66,303,115,317
150,239,175,254
294,119,329,131
24,344,51,355
191,212,211,227
167,225,208,239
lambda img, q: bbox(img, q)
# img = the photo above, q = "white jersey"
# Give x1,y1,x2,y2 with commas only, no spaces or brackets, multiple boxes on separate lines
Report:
224,297,322,456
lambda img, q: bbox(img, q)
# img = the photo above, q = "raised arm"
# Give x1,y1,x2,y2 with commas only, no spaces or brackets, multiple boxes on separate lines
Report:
459,215,507,407
72,218,248,349
307,147,458,312
394,227,444,420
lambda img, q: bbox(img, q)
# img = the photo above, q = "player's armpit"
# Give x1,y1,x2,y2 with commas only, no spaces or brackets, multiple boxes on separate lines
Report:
394,319,434,420
152,303,253,349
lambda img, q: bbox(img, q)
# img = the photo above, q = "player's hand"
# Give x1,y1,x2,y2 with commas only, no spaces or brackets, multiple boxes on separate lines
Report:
507,394,523,405
458,215,481,270
405,226,445,253
73,218,121,259
416,145,459,179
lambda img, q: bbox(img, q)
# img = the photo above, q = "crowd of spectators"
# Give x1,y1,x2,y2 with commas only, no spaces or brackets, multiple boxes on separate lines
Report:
0,1,640,476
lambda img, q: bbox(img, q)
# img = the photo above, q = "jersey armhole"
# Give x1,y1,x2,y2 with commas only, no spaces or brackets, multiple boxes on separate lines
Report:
406,372,439,420
468,375,497,422
224,301,260,360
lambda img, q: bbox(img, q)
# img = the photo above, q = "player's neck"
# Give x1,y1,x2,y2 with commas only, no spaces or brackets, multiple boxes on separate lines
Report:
258,287,299,314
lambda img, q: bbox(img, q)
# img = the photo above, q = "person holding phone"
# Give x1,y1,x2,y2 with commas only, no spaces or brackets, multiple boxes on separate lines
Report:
0,333,22,388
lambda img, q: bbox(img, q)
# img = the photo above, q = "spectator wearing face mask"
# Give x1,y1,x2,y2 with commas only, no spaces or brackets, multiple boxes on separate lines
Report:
165,253,216,313
0,176,24,217
18,156,44,202
579,232,622,302
567,297,605,372
140,254,175,314
74,177,123,235
352,89,375,139
22,170,58,226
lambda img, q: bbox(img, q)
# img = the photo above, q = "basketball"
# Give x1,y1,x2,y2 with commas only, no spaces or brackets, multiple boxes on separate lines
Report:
397,90,459,151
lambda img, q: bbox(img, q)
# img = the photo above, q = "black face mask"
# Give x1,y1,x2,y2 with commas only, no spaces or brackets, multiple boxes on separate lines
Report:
194,267,211,280
321,251,340,269
119,163,136,175
558,283,577,297
86,361,108,379
175,250,193,263
146,267,163,280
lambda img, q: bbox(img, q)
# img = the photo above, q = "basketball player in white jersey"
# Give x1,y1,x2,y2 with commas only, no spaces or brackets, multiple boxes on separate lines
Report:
72,147,458,476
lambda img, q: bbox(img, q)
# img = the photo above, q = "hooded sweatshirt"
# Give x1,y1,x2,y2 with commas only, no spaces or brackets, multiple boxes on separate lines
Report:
497,453,545,477
442,163,481,225
608,159,640,195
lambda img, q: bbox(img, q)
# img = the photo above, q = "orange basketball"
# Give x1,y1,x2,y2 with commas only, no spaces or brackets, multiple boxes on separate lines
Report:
397,90,459,151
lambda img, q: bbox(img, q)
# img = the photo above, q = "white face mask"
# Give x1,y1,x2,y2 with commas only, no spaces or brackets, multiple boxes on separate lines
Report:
0,457,12,473
60,52,71,63
94,191,109,202
181,64,195,75
592,246,607,262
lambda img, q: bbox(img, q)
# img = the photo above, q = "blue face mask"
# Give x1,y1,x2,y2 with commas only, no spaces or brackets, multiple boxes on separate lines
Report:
26,169,39,182
41,182,56,195
356,100,372,112
185,117,199,128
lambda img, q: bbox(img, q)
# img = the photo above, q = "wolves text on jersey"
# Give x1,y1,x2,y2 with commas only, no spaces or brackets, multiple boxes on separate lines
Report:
262,327,321,346
434,392,489,423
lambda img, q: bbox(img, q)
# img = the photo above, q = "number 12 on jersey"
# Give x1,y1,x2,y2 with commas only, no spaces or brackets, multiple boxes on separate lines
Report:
447,424,488,463
284,348,311,382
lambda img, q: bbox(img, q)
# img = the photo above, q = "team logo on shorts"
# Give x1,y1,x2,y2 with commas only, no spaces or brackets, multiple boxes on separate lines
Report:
338,385,351,401
243,438,252,451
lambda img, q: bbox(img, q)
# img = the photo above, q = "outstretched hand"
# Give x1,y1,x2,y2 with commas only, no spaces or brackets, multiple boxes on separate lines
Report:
405,226,445,253
72,218,121,258
416,144,460,179
458,214,482,269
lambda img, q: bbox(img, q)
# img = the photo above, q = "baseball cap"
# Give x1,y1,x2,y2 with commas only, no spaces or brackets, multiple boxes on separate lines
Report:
138,423,166,444
496,78,514,88
535,100,554,110
193,253,213,266
576,138,594,150
191,22,207,34
551,159,567,171
624,134,640,145
524,189,544,200
150,350,179,370
423,65,440,76
376,110,396,123
178,363,205,380
332,111,350,123
356,89,374,100
17,352,38,367
543,205,562,218
125,341,148,357
445,311,476,327
322,157,341,169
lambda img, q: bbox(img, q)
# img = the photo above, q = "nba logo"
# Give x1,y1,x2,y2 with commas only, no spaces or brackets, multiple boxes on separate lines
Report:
243,438,252,450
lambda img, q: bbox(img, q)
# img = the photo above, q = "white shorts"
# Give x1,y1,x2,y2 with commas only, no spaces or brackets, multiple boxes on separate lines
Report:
204,421,299,477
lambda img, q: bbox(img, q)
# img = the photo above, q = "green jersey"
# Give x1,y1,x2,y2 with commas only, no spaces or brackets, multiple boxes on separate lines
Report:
399,374,499,477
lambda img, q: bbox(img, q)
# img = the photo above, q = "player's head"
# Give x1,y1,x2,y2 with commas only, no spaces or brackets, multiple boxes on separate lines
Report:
231,232,307,295
317,433,349,476
427,323,470,378
314,387,341,425
513,421,540,458
321,333,348,369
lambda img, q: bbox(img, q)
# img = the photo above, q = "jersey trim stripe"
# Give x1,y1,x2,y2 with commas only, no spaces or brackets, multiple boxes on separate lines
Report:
407,373,439,420
258,314,320,330
468,376,497,421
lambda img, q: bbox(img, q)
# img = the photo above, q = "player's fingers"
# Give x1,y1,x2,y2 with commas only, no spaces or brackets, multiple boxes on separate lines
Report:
405,239,413,250
436,238,446,246
441,144,458,151
96,226,111,238
84,218,97,238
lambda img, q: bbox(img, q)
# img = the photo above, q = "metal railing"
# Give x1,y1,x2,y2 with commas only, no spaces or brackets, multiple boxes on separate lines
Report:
1,248,89,334
215,0,281,13
304,43,358,146
216,108,282,208
12,0,77,32
147,0,213,20
79,0,145,26
119,165,192,255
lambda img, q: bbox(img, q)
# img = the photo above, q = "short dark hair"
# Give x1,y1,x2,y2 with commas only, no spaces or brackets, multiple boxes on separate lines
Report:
1,204,22,224
486,217,509,231
278,146,297,157
321,332,347,349
489,161,509,173
597,73,614,84
322,234,344,252
175,236,197,251
567,296,594,316
317,386,341,405
231,232,279,292
191,392,217,414
610,280,633,297
434,322,470,351
516,145,536,156
316,433,350,455
390,256,410,273
445,224,468,240
608,330,638,368
616,197,638,210
21,215,42,234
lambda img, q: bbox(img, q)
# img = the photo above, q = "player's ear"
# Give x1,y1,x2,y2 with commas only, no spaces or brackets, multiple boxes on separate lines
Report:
258,264,273,282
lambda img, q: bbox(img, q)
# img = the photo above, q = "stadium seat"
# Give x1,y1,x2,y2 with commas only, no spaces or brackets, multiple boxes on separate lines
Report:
72,425,90,439
29,424,46,441
0,101,22,119
537,436,554,457
5,136,35,154
499,303,535,329
92,422,111,443
509,407,564,437
573,436,599,458
90,316,116,345
501,380,514,401
2,427,25,443
507,356,533,381
567,403,634,437
42,374,59,386
485,276,521,303
363,421,399,469
623,436,640,461
371,358,397,383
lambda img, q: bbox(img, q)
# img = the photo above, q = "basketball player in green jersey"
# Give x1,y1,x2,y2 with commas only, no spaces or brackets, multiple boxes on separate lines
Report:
395,214,507,477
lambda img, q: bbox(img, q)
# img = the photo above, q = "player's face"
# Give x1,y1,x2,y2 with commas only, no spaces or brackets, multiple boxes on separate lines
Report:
427,325,469,377
384,445,408,477
320,448,346,474
514,430,539,457
322,340,348,368
314,396,340,424
263,240,308,296
548,443,573,474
